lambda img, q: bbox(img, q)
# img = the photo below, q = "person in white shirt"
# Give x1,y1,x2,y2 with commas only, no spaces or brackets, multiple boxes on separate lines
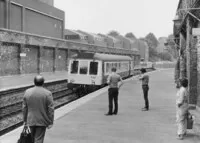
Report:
176,78,189,140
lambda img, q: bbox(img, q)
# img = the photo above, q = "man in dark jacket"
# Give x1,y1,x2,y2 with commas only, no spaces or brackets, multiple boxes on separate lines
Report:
139,68,150,111
23,75,54,143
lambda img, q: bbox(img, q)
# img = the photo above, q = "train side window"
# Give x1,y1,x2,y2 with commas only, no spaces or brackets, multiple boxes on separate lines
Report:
106,63,109,73
89,62,98,75
70,61,79,74
79,61,88,74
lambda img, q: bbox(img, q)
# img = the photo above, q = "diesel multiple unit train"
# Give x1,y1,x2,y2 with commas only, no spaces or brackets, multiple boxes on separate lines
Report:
67,52,154,93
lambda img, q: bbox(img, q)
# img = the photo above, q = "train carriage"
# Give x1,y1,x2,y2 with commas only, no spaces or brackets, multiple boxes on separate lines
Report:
68,52,134,87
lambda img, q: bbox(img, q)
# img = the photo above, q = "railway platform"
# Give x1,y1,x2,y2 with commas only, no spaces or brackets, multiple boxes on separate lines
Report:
1,69,200,143
0,71,68,91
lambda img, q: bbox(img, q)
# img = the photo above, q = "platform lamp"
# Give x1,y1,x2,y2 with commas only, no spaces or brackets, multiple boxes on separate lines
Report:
173,14,182,28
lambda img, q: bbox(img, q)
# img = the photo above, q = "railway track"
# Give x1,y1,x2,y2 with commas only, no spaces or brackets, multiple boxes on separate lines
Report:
0,80,81,136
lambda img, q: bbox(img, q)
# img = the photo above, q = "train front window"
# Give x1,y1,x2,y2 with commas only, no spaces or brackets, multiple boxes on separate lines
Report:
79,61,88,74
70,61,79,74
89,62,98,75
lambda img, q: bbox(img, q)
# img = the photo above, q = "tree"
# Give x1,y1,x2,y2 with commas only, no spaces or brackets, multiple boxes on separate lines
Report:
125,32,136,39
165,34,178,59
145,33,158,48
107,30,120,37
158,52,172,61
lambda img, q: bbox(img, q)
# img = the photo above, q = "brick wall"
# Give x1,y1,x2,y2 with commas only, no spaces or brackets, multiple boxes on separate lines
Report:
0,43,19,75
55,49,68,71
40,47,54,72
20,45,38,74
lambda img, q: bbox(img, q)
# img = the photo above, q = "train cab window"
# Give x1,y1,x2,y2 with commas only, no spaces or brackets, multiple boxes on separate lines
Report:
70,61,79,74
89,62,98,75
79,61,88,74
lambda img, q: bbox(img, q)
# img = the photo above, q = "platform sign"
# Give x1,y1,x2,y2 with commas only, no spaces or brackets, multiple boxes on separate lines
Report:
20,53,26,57
192,28,200,36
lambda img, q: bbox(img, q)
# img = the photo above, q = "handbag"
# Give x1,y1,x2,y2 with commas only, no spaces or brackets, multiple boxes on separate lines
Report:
17,126,33,143
187,112,194,129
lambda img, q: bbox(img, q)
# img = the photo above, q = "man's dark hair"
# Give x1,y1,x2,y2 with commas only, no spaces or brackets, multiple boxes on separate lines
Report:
34,75,44,86
111,67,117,72
140,68,146,73
180,78,188,88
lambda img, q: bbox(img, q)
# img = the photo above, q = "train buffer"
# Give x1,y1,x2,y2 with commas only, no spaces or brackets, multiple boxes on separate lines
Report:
0,69,200,143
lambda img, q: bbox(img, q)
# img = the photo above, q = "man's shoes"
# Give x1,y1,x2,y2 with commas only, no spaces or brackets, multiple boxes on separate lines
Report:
113,112,117,115
105,113,112,116
141,108,149,111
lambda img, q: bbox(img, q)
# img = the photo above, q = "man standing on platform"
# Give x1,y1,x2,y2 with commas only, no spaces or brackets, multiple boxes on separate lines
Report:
139,68,150,111
106,67,123,115
22,75,54,143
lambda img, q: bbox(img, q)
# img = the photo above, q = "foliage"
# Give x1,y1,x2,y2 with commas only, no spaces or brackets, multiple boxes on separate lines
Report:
107,30,120,37
125,32,136,39
157,52,172,61
145,33,159,48
165,34,178,59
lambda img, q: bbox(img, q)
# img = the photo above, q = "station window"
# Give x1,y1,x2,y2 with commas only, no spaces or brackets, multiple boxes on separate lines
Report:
79,61,88,74
89,62,98,75
70,61,79,74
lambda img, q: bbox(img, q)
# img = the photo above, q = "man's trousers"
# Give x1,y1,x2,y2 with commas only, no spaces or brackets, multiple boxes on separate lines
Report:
142,85,149,109
108,88,119,114
30,126,46,143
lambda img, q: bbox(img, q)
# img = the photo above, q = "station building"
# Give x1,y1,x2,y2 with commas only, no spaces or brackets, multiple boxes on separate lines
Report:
132,39,149,62
0,0,66,76
64,29,88,44
174,0,200,108
0,0,65,39
76,30,107,47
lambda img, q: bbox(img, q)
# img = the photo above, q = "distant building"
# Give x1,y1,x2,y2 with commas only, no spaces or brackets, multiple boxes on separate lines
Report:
98,34,123,48
0,0,64,39
157,37,168,53
64,29,88,44
115,35,136,50
77,30,107,47
133,39,149,62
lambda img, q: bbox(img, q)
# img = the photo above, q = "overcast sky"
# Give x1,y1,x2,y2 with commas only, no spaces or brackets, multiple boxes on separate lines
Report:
54,0,179,39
